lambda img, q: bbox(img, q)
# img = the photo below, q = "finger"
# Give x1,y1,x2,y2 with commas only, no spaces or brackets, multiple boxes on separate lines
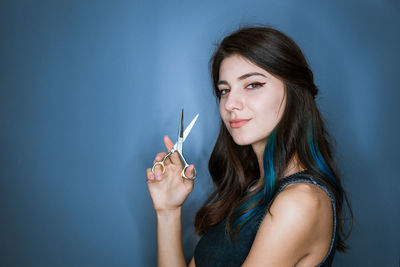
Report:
153,152,167,164
152,162,165,180
163,135,174,151
164,136,181,165
146,168,155,181
153,152,172,167
152,153,166,181
183,164,195,179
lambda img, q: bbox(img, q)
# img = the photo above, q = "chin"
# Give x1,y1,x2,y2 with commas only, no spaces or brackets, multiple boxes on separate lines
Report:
231,134,253,146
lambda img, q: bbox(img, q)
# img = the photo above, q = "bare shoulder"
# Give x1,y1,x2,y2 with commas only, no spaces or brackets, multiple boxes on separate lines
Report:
270,182,333,217
242,182,334,266
266,182,333,240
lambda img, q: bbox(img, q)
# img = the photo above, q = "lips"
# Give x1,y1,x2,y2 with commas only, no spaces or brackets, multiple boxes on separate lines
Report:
229,118,251,128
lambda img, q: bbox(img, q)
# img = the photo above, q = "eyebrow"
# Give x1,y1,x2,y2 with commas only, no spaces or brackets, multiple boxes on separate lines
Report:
217,72,267,86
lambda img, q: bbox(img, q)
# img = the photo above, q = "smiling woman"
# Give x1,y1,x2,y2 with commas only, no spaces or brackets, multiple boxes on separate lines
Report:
146,26,353,267
217,55,286,151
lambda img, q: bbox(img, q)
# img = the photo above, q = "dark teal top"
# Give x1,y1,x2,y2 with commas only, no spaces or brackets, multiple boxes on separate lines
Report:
194,171,338,267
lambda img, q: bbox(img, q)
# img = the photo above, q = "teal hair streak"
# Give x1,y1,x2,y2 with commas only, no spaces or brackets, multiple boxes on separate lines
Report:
262,129,277,204
232,191,264,228
232,129,277,229
307,127,340,191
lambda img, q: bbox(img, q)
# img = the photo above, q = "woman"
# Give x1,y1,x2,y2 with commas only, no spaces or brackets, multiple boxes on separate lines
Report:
146,26,352,267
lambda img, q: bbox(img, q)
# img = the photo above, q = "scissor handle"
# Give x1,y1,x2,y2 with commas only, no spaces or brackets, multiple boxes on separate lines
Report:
181,165,197,180
152,161,166,174
152,151,197,180
180,154,197,180
151,151,172,174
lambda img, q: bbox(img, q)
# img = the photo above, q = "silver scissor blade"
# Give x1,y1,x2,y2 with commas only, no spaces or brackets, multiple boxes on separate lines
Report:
180,109,184,139
172,113,199,151
183,113,199,142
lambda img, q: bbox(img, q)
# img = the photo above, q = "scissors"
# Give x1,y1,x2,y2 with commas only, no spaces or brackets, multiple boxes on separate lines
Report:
152,109,199,180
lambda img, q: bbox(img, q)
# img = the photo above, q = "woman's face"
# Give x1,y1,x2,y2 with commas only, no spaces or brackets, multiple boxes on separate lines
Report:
218,54,286,150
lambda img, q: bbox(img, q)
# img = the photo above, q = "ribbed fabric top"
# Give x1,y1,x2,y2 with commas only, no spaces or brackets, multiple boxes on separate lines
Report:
194,171,338,267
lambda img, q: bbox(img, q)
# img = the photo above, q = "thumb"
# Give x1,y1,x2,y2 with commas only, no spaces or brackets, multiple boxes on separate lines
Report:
184,164,196,179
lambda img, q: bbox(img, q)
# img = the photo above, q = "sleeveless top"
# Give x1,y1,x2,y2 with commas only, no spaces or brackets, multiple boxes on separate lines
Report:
194,171,338,267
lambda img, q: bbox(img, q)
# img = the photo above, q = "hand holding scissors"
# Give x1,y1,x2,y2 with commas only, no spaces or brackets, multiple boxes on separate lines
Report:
152,109,198,180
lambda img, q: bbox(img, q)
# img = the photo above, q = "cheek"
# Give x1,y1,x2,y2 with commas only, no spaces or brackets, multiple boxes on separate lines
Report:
219,100,229,117
219,102,224,119
219,101,229,124
250,94,279,114
250,89,286,123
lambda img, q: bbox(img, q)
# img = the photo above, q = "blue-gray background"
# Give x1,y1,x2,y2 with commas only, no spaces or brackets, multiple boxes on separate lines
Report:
1,0,399,266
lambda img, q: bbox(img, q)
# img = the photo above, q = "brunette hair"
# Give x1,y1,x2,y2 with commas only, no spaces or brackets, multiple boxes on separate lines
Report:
194,26,353,251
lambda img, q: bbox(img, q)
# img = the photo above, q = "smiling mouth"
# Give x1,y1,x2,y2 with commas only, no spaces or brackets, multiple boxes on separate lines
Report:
230,119,251,128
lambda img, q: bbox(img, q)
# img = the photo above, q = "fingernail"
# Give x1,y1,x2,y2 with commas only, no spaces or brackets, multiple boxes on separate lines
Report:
156,173,161,180
149,173,154,180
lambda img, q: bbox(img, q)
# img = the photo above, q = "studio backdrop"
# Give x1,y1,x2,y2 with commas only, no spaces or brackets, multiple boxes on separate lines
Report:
1,0,399,266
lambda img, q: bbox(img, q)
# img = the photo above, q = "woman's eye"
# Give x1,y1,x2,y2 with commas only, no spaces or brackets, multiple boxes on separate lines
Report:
246,82,265,89
219,89,230,96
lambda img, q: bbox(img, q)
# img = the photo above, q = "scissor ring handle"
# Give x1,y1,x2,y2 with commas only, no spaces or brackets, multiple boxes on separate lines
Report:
181,165,197,180
152,161,166,174
152,151,173,175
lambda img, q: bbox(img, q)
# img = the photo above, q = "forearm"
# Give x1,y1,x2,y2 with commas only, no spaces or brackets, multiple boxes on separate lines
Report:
156,208,187,267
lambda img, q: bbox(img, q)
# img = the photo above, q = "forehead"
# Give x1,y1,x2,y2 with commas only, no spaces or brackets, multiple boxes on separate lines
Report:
219,54,269,80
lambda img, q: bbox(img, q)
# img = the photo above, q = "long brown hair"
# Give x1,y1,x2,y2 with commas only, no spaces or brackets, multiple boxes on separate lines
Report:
194,26,353,251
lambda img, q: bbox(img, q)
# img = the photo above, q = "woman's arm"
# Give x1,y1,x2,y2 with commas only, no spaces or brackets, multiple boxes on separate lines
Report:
242,183,334,267
188,257,195,267
156,208,186,267
146,136,195,267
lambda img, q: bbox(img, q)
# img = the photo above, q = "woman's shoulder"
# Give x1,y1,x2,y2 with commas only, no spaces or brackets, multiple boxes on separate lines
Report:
277,180,330,202
274,170,336,206
245,171,335,266
268,170,335,227
268,180,333,225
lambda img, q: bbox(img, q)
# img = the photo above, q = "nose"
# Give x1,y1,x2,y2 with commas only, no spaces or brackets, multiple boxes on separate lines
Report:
224,89,244,111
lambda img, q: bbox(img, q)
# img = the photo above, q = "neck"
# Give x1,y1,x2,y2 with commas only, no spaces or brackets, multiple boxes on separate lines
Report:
251,140,267,180
283,156,304,177
251,140,304,180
